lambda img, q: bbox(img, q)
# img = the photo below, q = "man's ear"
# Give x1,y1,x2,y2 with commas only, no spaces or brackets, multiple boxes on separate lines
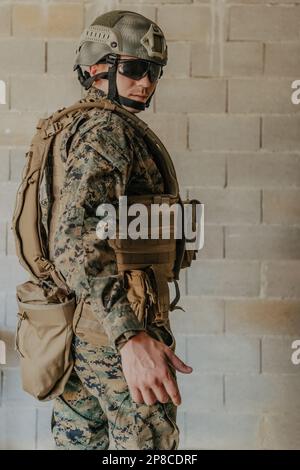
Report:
90,63,108,77
90,64,97,77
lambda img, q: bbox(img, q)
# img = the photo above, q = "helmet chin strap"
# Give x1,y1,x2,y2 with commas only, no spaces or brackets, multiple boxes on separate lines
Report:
75,60,155,111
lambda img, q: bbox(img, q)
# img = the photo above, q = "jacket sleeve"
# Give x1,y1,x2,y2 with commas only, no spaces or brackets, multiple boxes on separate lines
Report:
53,124,146,350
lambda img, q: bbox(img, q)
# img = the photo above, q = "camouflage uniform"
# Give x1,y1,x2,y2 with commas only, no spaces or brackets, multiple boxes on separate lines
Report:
48,86,179,450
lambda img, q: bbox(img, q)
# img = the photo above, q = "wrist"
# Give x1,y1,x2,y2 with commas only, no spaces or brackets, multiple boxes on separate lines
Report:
119,331,149,352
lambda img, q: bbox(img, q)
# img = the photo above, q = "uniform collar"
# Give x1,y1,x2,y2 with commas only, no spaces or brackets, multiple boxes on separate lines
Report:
84,86,107,101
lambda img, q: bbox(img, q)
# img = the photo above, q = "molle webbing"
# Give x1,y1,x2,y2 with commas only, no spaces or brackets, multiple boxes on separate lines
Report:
108,193,179,282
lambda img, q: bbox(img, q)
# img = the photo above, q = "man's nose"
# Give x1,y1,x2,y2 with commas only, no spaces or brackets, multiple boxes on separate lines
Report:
136,72,152,87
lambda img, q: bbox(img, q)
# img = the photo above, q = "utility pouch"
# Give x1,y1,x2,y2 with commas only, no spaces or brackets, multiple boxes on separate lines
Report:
124,269,157,326
15,281,76,401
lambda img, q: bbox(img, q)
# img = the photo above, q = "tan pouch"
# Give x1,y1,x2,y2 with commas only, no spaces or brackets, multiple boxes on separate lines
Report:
124,270,157,325
15,281,76,401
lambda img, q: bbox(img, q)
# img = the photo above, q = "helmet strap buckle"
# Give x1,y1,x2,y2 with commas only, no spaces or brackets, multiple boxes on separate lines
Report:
106,54,118,66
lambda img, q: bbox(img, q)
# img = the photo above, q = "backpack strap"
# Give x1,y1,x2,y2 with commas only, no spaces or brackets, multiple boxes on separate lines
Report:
11,116,73,294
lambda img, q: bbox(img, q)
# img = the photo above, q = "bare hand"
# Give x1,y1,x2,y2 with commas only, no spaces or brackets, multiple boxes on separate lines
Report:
119,331,193,406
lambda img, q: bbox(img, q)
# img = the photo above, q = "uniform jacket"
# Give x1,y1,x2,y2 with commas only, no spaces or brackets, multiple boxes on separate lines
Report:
43,86,167,350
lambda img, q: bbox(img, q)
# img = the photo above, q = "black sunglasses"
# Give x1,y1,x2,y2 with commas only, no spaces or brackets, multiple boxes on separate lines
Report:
117,59,163,83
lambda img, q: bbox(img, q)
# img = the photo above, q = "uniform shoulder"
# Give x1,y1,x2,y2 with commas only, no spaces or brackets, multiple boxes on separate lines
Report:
76,106,136,153
67,106,135,172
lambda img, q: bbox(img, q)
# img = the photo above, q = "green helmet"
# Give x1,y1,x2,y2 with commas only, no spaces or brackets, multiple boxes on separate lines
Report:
74,10,168,110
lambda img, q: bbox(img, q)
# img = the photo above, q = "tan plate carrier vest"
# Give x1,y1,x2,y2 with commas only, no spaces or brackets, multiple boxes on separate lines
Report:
12,97,200,346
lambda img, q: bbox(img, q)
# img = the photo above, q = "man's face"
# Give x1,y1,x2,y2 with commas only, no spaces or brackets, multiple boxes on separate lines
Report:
89,54,158,114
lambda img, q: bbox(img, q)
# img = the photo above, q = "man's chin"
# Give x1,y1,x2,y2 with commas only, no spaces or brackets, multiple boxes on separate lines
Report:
123,105,142,114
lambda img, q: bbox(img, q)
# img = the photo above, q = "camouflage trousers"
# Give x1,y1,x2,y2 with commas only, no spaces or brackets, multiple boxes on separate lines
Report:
51,326,179,450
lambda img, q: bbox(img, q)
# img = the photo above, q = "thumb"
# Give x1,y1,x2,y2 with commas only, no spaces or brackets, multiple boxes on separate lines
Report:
164,348,193,374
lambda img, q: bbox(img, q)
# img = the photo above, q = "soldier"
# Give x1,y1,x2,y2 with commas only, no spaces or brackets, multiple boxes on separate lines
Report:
49,10,193,450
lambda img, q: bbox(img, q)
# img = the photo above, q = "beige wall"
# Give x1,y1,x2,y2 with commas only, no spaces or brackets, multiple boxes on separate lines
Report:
0,0,300,449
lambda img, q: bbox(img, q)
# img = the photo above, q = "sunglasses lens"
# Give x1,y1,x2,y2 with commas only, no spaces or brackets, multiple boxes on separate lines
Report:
148,63,162,82
118,60,162,83
119,60,148,80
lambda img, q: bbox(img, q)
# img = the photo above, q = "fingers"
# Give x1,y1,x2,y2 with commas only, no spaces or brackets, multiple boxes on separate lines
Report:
151,383,170,404
130,383,176,406
130,386,144,404
141,387,158,406
130,385,159,406
162,372,182,406
164,348,193,374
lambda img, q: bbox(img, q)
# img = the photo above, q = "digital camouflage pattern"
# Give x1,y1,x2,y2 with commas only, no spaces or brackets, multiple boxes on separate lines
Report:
52,332,179,450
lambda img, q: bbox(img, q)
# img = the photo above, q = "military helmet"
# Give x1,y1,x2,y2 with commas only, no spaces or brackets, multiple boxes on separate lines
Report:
74,10,168,111
75,10,168,67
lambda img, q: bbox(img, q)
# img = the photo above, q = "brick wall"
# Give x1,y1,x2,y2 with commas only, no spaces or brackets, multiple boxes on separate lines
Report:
0,0,300,450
